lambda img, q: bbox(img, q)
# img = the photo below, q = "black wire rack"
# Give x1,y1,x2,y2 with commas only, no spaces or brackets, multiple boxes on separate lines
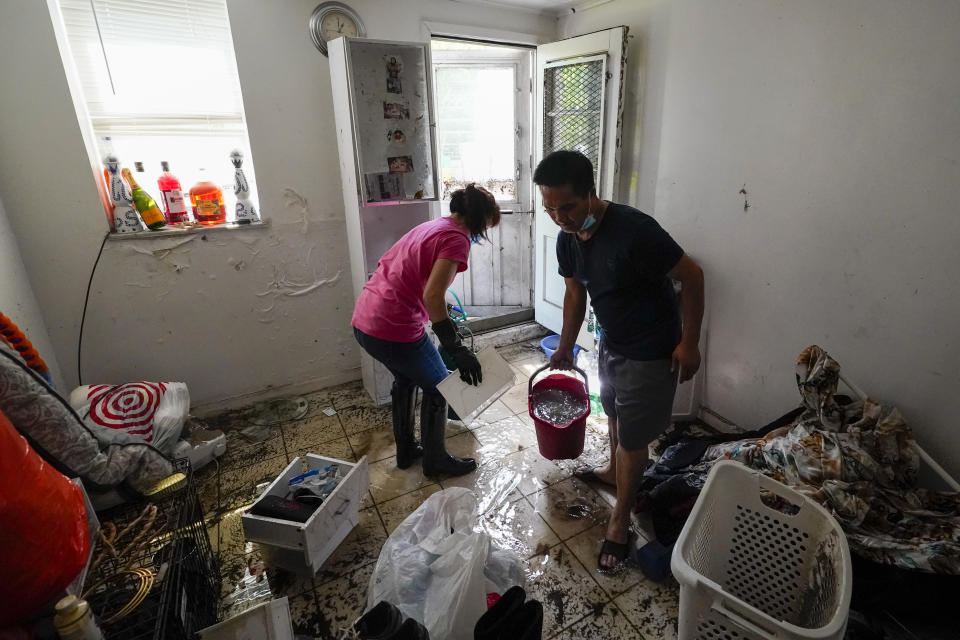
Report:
84,459,220,639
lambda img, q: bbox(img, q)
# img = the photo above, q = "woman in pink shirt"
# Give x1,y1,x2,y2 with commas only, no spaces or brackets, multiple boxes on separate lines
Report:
352,185,501,477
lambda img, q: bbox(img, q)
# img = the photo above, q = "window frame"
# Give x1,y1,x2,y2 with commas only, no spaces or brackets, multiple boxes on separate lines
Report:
431,44,533,214
50,0,259,232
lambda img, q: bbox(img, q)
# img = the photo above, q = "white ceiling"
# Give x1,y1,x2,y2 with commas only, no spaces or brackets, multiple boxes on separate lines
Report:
452,0,608,17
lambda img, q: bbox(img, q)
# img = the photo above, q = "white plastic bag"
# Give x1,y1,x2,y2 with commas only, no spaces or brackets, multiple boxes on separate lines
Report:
69,381,190,454
367,488,523,640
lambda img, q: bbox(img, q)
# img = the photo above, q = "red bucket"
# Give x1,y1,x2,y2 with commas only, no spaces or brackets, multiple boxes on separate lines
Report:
528,364,590,460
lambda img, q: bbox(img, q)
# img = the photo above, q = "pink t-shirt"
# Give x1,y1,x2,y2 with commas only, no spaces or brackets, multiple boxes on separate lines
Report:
352,217,470,342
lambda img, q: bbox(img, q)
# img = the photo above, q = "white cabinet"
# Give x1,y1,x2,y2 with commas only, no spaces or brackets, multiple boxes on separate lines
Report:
329,37,441,405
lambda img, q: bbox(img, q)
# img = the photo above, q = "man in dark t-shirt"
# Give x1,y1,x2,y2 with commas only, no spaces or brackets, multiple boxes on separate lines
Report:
534,150,705,572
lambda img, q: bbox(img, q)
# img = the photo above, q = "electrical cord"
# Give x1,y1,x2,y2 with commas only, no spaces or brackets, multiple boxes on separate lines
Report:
78,232,110,385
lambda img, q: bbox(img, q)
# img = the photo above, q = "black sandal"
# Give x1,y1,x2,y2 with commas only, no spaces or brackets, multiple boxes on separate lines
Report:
598,537,631,571
573,465,615,486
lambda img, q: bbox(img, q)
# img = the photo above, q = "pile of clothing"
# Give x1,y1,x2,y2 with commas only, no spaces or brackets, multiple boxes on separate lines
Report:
644,345,960,575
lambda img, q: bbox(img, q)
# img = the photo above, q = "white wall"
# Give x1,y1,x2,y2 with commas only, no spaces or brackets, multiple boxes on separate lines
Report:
0,0,555,406
0,195,63,389
563,0,960,477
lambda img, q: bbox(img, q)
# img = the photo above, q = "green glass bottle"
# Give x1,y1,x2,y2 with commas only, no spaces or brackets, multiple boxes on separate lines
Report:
121,167,166,229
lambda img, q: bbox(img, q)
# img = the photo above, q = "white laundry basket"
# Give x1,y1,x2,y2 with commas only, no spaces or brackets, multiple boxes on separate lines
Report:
671,461,852,640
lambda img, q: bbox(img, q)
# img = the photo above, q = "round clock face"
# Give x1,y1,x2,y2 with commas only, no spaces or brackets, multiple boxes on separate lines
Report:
321,10,359,42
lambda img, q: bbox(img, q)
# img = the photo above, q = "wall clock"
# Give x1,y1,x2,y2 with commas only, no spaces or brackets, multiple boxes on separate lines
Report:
309,2,366,57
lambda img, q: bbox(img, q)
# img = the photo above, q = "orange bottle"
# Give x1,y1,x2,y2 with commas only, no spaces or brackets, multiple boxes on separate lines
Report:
189,168,226,225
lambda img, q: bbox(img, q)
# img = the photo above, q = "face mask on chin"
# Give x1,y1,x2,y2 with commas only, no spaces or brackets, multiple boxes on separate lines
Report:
579,199,597,231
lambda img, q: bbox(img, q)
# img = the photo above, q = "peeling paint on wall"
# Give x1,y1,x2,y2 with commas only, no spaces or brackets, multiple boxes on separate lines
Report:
257,266,342,299
124,235,197,272
284,188,312,234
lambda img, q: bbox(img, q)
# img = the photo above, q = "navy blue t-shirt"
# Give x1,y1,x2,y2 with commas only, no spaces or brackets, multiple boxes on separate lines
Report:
557,203,684,360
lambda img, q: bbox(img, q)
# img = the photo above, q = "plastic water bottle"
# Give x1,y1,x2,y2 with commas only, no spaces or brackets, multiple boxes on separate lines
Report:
54,595,103,640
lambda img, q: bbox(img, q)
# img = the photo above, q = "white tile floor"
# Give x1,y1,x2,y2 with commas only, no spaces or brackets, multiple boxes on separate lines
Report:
198,339,680,639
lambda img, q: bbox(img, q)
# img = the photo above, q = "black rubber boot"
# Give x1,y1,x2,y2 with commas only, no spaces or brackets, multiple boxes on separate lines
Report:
392,381,422,470
475,586,526,640
387,618,430,639
355,601,404,639
420,390,476,477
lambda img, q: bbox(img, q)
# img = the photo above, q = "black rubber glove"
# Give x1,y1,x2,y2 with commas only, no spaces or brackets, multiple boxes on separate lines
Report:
432,318,483,386
449,344,482,386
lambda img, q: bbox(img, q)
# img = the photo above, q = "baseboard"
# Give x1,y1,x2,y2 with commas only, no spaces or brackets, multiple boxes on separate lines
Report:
698,405,744,433
193,326,546,417
190,367,362,417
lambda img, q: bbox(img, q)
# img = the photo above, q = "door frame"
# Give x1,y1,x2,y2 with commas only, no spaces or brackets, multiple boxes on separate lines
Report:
428,31,538,319
431,45,533,215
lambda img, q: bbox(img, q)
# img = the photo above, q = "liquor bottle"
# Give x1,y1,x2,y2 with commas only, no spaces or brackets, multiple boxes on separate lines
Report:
157,161,190,223
189,168,226,225
121,167,166,229
230,149,259,224
100,136,115,194
104,155,142,233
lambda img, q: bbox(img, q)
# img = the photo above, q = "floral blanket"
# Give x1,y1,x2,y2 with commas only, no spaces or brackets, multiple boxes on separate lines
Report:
683,346,960,573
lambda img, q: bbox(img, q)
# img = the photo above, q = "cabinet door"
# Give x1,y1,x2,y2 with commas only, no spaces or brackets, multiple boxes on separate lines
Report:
340,37,440,204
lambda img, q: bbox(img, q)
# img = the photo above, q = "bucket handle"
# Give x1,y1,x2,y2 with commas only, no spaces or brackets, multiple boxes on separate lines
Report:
528,363,589,398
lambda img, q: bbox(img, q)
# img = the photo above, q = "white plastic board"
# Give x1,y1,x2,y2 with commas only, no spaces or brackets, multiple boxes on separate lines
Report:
437,346,514,426
198,597,293,640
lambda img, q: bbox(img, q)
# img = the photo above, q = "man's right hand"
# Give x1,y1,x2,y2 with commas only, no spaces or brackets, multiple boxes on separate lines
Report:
549,347,575,370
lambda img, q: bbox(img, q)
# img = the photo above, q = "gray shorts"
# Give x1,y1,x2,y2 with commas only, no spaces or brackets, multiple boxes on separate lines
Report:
598,341,678,451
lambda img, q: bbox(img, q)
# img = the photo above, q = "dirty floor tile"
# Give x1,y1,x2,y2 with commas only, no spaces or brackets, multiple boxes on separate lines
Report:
282,413,345,455
501,448,572,496
346,425,398,463
368,456,432,504
512,355,549,382
338,404,392,435
375,483,443,534
301,388,336,416
309,563,375,638
528,477,613,542
220,428,286,469
326,381,374,411
218,454,291,514
479,495,560,559
521,542,608,638
196,462,220,517
501,382,532,415
472,414,540,454
439,461,525,513
613,578,681,640
474,398,515,424
315,507,388,585
552,600,639,640
288,434,356,463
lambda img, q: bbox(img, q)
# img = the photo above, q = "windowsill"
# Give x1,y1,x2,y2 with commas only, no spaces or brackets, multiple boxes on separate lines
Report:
108,219,270,241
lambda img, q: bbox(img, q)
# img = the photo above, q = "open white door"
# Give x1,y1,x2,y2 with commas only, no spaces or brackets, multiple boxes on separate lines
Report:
533,27,628,342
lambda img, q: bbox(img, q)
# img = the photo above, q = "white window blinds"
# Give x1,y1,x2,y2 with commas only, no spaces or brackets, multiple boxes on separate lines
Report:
58,0,246,137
